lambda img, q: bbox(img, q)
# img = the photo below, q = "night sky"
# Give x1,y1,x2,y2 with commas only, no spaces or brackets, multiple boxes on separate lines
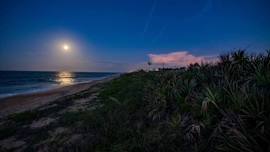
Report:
0,0,270,72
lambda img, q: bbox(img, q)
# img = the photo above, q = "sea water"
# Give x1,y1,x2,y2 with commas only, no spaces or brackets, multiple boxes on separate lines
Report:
0,71,116,98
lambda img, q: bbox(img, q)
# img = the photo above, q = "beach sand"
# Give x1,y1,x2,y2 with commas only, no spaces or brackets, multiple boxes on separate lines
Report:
0,75,118,117
0,74,119,151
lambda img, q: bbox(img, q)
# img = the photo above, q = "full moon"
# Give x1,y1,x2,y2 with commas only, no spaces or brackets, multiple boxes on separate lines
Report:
62,44,70,51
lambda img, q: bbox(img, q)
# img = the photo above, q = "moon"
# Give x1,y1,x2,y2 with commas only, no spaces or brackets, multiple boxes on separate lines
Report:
62,44,70,51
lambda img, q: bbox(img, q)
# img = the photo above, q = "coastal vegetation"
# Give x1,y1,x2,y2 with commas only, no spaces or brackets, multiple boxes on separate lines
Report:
86,50,269,152
0,50,269,151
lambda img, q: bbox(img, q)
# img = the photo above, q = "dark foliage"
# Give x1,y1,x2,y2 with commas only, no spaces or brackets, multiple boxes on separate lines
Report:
75,50,270,151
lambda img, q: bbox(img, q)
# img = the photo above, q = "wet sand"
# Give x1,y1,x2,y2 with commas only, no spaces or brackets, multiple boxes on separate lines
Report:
0,75,118,117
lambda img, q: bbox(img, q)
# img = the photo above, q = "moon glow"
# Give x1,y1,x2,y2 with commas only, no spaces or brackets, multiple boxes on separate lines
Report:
62,44,70,51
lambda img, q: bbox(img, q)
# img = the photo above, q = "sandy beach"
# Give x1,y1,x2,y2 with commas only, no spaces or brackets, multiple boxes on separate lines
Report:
0,75,118,117
0,74,121,151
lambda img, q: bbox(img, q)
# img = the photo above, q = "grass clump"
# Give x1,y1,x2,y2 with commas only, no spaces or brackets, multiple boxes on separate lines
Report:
8,110,41,124
59,111,93,126
0,124,17,140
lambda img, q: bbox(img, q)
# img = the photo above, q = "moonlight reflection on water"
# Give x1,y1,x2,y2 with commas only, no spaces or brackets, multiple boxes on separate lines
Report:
56,71,74,86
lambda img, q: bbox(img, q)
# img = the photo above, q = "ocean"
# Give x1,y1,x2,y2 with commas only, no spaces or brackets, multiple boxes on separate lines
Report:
0,71,116,98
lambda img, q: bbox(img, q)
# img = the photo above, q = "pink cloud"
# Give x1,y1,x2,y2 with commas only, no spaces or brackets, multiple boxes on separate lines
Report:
148,51,216,66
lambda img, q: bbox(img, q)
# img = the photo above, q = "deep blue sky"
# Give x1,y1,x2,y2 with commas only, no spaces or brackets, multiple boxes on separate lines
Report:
0,0,270,72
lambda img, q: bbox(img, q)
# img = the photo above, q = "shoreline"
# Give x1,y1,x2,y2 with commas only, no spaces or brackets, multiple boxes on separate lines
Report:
0,75,119,117
0,76,113,100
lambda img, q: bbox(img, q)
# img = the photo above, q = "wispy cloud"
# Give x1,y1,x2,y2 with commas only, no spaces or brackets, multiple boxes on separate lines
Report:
142,0,157,38
148,51,217,66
